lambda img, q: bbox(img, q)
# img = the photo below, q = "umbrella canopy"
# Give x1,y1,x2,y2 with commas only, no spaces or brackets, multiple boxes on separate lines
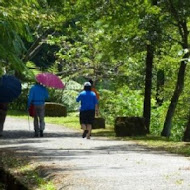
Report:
36,73,65,89
0,75,22,103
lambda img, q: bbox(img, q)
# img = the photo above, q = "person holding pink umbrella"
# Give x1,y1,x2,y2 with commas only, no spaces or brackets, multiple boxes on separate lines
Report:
28,82,49,137
36,72,64,89
28,73,64,137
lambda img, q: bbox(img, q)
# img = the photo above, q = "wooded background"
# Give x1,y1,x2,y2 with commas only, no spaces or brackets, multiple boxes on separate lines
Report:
1,0,190,141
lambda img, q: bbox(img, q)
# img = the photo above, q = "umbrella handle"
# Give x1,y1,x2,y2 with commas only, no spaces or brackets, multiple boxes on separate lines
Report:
27,114,31,131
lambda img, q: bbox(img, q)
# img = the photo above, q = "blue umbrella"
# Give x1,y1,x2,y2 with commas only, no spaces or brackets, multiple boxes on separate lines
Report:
0,75,22,103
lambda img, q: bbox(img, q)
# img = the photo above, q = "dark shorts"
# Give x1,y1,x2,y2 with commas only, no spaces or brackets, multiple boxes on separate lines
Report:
80,110,95,125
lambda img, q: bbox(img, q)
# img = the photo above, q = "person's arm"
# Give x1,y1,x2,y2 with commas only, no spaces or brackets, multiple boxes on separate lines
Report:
76,94,81,102
94,95,99,116
95,104,99,116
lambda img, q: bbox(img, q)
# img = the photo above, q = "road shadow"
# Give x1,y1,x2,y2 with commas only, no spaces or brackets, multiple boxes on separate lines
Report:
0,130,81,139
0,138,180,165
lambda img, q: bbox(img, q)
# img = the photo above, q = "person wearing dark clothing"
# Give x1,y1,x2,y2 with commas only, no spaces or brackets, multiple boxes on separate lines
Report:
0,103,8,136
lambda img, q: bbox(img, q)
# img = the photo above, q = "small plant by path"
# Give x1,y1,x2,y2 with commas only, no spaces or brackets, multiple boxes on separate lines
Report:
0,150,56,190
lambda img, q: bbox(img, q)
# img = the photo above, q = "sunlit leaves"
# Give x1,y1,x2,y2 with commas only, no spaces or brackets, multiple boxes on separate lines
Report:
0,0,65,79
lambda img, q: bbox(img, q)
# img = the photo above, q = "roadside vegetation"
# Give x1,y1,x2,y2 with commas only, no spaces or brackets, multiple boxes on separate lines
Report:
2,0,190,143
0,150,56,190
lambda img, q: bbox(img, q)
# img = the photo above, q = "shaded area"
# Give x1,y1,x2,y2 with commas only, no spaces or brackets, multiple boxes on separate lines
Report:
0,166,28,190
0,130,80,139
0,130,180,166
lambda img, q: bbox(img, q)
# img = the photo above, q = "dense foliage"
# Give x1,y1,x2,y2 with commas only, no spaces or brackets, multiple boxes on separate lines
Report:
2,0,190,141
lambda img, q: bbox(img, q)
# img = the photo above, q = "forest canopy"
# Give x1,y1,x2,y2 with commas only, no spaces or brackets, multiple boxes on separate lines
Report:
1,0,190,141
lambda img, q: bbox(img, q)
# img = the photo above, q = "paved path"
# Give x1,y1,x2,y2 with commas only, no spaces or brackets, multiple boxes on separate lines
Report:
0,117,190,190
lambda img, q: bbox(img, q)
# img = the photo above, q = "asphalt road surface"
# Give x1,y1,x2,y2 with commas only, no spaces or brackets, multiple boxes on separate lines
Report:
0,117,190,190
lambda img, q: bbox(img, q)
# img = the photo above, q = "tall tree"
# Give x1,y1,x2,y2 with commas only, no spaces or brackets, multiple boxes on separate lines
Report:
142,0,164,133
50,0,163,133
161,0,190,137
143,43,154,133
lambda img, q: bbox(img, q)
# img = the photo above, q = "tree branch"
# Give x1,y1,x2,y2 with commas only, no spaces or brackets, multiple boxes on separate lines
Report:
22,29,53,62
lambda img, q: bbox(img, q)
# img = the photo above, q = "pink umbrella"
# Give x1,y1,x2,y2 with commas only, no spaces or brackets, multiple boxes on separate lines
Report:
36,73,65,89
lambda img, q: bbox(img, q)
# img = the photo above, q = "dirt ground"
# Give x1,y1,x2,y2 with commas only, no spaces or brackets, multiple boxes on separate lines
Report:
0,117,190,190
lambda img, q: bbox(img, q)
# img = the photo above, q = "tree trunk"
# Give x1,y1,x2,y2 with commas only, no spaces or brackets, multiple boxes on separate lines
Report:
143,44,154,133
161,5,189,136
156,69,165,106
161,53,188,137
142,0,157,133
183,111,190,142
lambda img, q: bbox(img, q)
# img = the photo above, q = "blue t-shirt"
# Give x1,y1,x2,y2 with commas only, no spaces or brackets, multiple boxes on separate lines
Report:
28,84,49,108
76,90,98,111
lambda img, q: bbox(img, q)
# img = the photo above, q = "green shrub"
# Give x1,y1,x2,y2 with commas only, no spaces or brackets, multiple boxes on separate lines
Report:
48,80,82,112
150,100,187,141
9,88,29,111
99,87,143,125
150,101,169,136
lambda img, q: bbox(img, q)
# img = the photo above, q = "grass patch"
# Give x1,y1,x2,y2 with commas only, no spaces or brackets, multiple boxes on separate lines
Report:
0,150,56,190
92,127,115,137
8,110,28,118
119,135,190,156
8,110,81,130
45,112,80,130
